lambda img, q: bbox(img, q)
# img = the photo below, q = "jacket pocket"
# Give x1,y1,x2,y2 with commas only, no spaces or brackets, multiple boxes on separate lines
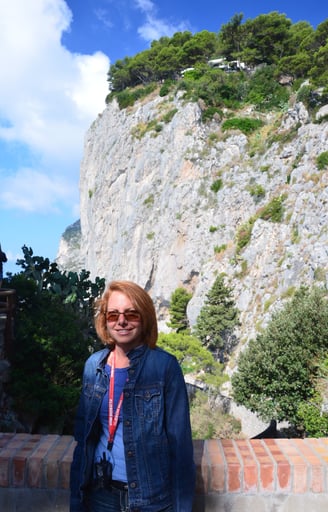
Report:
135,387,161,422
83,380,107,401
83,382,94,398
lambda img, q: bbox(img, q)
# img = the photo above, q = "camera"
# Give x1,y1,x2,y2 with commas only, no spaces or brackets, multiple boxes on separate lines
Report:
95,452,113,489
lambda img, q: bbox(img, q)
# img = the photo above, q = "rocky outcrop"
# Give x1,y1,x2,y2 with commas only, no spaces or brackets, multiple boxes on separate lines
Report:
56,220,83,273
57,90,328,347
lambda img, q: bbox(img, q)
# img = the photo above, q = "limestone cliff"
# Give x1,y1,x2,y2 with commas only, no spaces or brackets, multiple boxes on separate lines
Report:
57,89,328,347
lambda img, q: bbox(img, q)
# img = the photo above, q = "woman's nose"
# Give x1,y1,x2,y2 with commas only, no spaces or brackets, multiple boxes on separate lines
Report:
117,313,128,325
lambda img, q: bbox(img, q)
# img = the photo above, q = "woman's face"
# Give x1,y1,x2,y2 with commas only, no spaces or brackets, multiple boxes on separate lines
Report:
106,290,143,352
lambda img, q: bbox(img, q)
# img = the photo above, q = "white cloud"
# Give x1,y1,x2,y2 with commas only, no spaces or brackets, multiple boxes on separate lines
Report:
68,52,110,120
134,0,190,42
0,0,110,213
1,167,77,213
95,8,114,29
137,16,190,42
134,0,156,13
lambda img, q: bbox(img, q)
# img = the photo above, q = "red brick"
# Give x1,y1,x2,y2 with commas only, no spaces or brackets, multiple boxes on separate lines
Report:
307,438,328,463
250,439,275,491
206,439,225,492
292,439,325,493
27,435,59,488
235,439,258,492
275,438,308,493
59,438,76,489
12,436,42,487
2,433,328,501
221,439,241,492
43,435,65,488
0,434,31,487
264,439,291,491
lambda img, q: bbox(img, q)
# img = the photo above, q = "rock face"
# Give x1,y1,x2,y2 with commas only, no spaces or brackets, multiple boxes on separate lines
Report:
57,90,328,344
56,220,83,272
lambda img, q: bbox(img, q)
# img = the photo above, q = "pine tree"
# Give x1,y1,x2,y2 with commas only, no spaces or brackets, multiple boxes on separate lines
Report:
168,287,192,333
194,274,239,361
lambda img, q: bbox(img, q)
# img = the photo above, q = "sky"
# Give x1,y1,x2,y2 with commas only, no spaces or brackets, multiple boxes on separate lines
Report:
0,0,326,276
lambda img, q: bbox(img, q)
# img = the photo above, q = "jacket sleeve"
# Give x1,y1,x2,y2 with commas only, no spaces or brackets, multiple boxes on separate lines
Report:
165,356,196,512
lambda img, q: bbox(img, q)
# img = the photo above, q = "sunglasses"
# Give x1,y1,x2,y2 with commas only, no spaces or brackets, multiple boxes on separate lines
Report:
106,310,141,323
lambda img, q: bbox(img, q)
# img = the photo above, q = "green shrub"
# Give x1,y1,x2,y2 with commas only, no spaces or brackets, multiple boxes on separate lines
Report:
222,117,264,134
154,123,163,133
202,107,223,122
114,90,135,109
297,399,328,437
248,184,266,202
162,108,178,123
159,79,174,97
113,83,157,109
210,178,223,193
258,194,286,222
214,243,227,254
143,194,154,206
157,332,226,387
267,123,301,146
317,151,328,170
246,65,290,111
236,218,255,253
296,85,327,111
314,267,326,282
235,195,286,253
208,132,219,143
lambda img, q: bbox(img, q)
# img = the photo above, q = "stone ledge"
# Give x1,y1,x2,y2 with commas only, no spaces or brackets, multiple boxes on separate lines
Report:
1,434,328,512
193,437,328,494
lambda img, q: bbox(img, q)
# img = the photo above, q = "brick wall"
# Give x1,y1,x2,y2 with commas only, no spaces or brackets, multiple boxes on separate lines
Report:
0,433,75,490
0,433,328,512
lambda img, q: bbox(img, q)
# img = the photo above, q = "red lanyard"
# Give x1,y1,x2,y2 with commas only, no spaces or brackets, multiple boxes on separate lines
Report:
107,351,124,451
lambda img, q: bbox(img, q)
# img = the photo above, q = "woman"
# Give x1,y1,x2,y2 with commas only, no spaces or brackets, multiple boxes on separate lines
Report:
70,280,195,512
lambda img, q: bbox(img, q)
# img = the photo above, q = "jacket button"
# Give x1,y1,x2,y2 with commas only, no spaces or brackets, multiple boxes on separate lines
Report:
125,420,131,426
124,391,130,398
127,450,133,457
130,482,137,488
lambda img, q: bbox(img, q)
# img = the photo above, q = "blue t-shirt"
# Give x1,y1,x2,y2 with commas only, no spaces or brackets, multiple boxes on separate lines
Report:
94,364,128,482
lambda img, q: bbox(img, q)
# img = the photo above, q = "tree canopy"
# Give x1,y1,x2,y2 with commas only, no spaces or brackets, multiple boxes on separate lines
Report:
232,286,328,431
107,11,327,96
3,246,105,433
157,332,226,388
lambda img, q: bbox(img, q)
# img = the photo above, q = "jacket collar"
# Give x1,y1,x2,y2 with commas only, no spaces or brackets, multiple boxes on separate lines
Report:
95,344,148,370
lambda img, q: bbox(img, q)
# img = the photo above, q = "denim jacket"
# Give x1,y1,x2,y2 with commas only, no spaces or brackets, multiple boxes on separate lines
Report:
70,345,195,512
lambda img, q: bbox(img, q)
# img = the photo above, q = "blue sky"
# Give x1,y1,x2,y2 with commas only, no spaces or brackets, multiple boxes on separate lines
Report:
0,0,326,276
